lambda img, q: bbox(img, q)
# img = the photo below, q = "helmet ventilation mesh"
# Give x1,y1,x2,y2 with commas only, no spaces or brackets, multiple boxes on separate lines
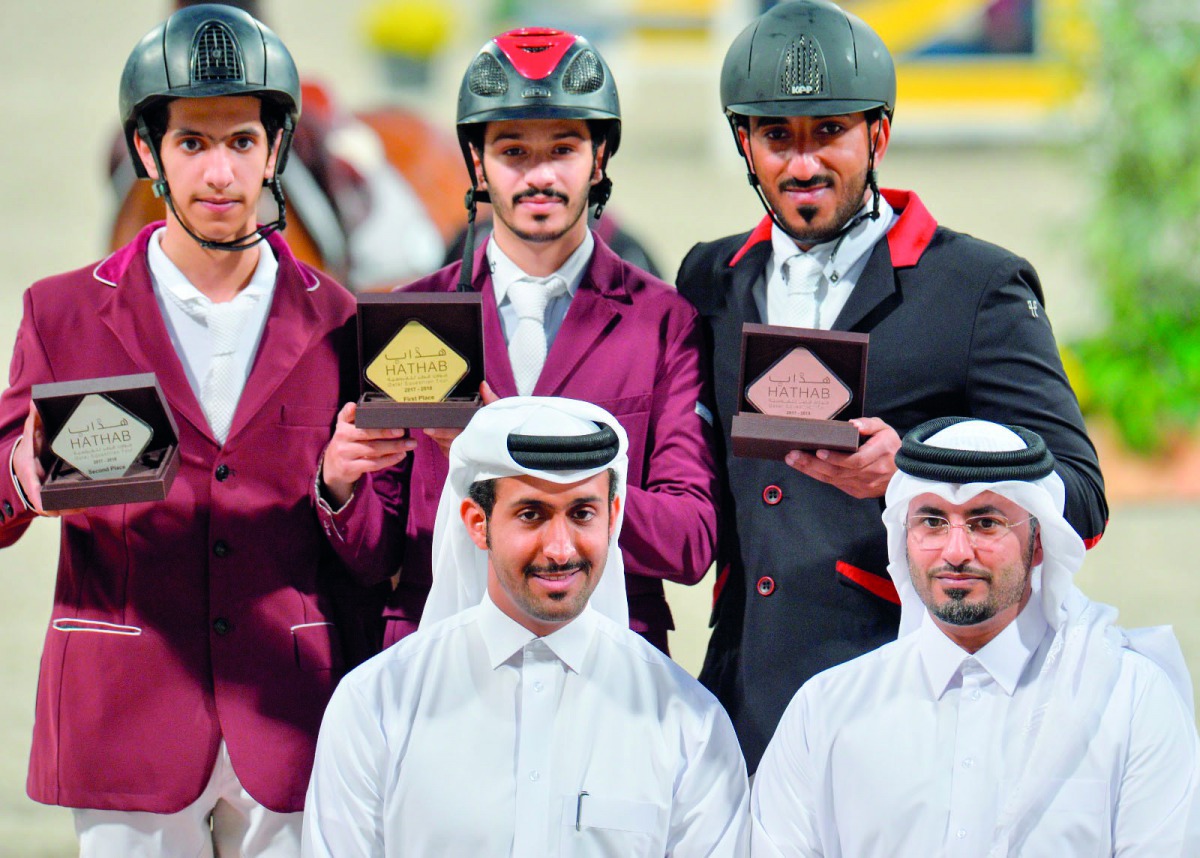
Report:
780,36,823,96
469,53,509,97
562,50,604,95
191,22,244,83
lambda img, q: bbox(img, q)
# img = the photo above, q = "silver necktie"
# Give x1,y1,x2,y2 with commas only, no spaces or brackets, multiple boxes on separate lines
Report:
506,275,566,396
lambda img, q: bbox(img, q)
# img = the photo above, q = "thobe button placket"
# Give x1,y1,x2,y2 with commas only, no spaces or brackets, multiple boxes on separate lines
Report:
513,641,556,857
947,661,989,855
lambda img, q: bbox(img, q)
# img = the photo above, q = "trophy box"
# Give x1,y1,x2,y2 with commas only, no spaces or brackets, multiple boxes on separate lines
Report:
731,324,869,460
31,373,180,509
354,292,486,428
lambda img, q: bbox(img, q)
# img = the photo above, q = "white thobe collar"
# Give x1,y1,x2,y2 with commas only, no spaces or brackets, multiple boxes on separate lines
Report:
147,227,276,307
477,592,598,675
488,230,593,305
918,599,1049,699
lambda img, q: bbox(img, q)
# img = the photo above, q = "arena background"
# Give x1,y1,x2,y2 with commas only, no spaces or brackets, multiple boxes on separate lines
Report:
0,2,1193,853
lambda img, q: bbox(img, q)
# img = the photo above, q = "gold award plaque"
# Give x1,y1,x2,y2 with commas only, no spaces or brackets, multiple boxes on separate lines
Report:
745,347,853,420
49,394,154,480
365,319,470,403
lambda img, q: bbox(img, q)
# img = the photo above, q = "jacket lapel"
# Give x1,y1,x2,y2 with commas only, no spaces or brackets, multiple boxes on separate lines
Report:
533,239,625,396
460,237,521,398
832,189,938,332
830,239,897,332
97,229,215,443
713,241,770,422
224,236,323,447
481,275,518,397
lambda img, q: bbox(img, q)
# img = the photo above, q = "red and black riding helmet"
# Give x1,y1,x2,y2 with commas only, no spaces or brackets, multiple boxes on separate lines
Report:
456,27,621,208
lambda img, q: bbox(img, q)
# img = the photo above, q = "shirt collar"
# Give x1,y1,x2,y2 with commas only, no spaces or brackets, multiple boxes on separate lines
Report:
769,195,895,282
477,592,598,674
147,226,277,306
488,229,593,306
918,598,1049,699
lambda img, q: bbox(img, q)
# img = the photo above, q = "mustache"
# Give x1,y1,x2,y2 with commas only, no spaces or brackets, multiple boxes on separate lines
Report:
778,176,833,192
513,188,570,205
930,562,991,580
525,560,591,576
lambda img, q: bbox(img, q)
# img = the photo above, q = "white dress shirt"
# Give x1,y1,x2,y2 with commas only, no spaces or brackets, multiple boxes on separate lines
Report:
752,602,1200,857
303,595,749,857
147,228,276,413
489,230,593,351
757,198,896,329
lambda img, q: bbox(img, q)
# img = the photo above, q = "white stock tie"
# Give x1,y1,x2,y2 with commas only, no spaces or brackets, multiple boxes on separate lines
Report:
783,253,823,329
507,275,565,395
201,302,248,444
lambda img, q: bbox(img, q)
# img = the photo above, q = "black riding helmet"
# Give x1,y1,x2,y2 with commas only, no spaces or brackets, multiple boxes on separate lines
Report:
456,28,621,209
119,3,302,251
453,28,621,288
721,0,895,224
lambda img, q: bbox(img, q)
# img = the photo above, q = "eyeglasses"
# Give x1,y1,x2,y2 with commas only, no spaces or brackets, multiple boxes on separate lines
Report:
905,514,1034,549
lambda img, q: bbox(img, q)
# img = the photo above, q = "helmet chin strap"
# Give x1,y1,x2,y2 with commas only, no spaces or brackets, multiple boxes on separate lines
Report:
587,135,614,221
137,115,291,253
589,176,612,221
456,187,479,293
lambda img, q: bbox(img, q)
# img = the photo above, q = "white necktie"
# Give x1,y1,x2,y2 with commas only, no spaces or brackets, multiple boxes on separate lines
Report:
201,302,248,444
507,275,565,396
783,253,823,329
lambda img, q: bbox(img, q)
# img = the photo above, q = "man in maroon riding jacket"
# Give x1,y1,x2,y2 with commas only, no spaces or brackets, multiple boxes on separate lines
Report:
315,28,719,655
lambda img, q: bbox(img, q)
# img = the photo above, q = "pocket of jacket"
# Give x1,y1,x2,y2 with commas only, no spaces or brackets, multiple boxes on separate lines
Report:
291,621,342,672
52,618,142,636
835,560,900,605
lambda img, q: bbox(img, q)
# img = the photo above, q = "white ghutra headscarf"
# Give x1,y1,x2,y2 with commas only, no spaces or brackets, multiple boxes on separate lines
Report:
882,417,1196,856
421,396,630,629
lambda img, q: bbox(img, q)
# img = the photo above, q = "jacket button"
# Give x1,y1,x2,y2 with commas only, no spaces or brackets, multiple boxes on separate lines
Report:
212,617,231,635
213,540,230,558
2,501,12,516
757,576,776,596
762,485,783,505
215,464,231,482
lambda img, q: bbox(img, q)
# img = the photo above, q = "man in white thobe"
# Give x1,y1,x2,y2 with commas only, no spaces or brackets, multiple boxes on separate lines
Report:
752,416,1200,857
303,397,749,857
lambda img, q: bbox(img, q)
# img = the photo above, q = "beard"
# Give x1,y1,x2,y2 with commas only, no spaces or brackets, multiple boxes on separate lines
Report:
524,559,592,604
773,171,870,246
910,535,1038,628
931,588,996,626
482,163,593,244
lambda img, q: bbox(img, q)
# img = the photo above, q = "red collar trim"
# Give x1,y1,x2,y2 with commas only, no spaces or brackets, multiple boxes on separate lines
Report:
727,188,938,269
728,215,774,267
881,189,937,268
